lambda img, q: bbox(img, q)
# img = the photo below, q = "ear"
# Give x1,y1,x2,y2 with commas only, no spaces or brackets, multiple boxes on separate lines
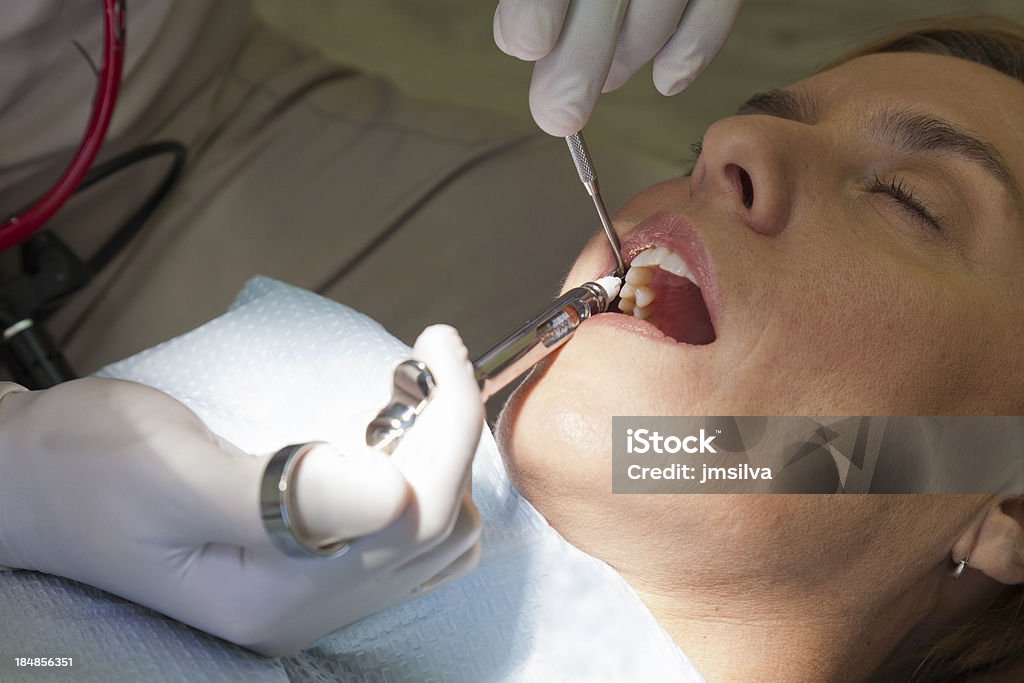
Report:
961,497,1024,585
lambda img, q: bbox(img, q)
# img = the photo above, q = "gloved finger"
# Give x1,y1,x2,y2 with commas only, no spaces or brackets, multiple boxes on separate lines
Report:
287,443,410,545
494,0,571,61
263,497,481,650
602,0,688,93
391,325,483,545
178,435,408,554
528,0,630,136
652,0,742,96
392,494,481,582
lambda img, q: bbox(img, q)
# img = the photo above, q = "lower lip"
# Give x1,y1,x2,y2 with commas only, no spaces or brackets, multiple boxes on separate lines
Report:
584,311,678,344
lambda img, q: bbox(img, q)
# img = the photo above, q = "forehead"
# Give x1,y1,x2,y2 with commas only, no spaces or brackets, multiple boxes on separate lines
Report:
792,51,1024,176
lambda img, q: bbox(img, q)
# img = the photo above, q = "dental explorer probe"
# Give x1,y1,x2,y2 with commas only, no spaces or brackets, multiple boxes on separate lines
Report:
565,132,627,277
365,275,622,453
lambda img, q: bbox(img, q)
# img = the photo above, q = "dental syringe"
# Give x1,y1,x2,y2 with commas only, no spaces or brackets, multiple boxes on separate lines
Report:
365,275,622,453
473,275,621,400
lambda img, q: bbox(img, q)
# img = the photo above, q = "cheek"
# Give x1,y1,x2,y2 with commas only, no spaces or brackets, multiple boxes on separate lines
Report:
500,358,612,504
500,346,713,548
723,228,994,413
798,259,987,412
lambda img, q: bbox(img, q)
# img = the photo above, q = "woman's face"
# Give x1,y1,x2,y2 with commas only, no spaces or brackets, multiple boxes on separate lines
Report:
498,52,1024,585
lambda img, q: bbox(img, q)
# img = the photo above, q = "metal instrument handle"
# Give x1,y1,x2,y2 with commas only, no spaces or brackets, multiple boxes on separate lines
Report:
365,360,436,454
566,132,598,194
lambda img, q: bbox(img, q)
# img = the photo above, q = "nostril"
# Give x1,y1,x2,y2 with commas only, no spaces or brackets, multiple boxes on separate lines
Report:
738,168,754,209
725,163,755,210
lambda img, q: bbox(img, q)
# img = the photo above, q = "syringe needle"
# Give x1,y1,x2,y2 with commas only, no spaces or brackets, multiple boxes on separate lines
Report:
565,132,627,276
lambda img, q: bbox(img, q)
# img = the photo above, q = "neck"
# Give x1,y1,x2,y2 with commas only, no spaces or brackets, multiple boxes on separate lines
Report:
630,575,941,683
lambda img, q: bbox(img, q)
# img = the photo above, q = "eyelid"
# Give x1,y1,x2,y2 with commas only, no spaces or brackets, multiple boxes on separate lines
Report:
867,173,946,234
681,138,704,177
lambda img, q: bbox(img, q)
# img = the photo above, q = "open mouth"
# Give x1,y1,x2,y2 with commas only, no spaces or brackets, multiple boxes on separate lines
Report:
614,245,716,345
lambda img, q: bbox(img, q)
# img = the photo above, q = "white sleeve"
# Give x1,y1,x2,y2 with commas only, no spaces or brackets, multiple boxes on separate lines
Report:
0,381,28,571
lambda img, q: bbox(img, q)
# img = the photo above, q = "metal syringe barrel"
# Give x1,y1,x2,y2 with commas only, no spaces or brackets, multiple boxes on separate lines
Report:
473,280,613,401
366,277,620,452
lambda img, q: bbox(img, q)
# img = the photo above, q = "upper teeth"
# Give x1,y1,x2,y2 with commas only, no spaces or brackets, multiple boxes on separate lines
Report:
617,246,699,319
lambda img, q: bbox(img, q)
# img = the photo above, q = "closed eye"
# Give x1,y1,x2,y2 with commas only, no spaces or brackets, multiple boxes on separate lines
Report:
866,173,945,233
682,138,704,177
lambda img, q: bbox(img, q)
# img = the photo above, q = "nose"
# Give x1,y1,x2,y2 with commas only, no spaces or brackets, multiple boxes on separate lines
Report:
693,116,802,237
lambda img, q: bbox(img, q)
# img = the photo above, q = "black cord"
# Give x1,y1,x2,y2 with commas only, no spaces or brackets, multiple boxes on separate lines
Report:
26,140,188,321
77,140,187,274
0,141,187,387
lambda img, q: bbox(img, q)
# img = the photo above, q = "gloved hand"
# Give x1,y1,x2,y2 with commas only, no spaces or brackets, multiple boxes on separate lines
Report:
494,0,744,136
0,325,483,656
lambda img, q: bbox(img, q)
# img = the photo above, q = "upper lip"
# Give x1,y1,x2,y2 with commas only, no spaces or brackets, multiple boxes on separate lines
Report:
598,210,722,332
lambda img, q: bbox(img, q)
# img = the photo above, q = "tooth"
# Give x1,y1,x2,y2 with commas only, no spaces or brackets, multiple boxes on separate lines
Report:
629,248,658,267
633,305,652,320
620,283,636,300
630,246,664,267
634,286,655,308
618,298,635,313
659,251,696,282
624,265,654,286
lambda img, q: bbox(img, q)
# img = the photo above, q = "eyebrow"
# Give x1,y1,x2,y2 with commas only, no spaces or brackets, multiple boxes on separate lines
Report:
736,88,1024,210
737,88,818,123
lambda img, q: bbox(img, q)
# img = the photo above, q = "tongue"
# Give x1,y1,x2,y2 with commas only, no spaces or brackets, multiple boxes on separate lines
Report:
648,268,716,344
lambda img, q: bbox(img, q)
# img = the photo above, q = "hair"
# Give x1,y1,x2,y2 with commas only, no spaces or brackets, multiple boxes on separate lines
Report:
823,16,1024,682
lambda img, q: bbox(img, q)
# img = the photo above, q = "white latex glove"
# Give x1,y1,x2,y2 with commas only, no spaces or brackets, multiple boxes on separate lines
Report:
494,0,743,136
0,325,483,656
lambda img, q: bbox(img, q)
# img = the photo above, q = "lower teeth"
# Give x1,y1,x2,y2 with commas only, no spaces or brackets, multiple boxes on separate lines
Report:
614,246,716,345
618,264,662,319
